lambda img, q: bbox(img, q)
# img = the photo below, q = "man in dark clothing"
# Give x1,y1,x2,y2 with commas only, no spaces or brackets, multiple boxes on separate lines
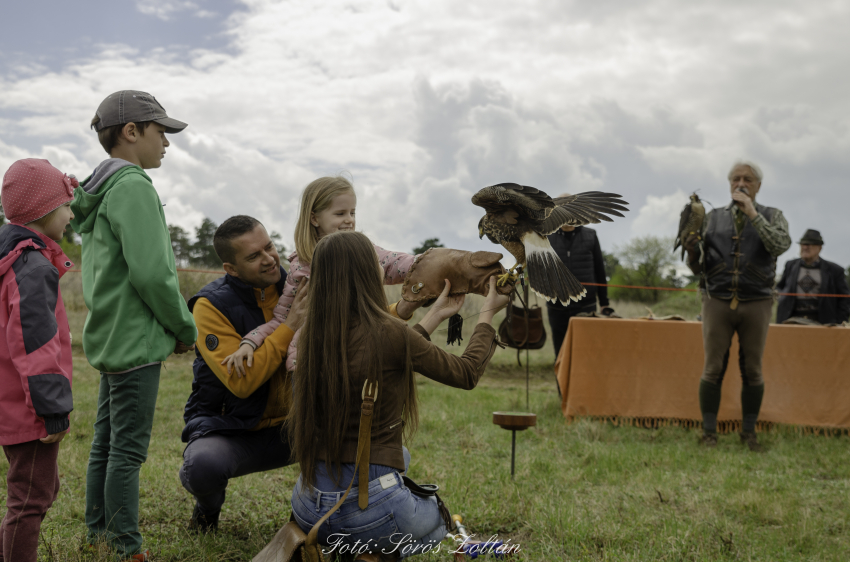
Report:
685,160,791,452
179,216,307,533
547,223,613,358
776,229,850,325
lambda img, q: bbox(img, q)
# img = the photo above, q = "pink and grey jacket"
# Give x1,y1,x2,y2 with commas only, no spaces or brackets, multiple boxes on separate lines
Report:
0,224,73,446
243,245,416,372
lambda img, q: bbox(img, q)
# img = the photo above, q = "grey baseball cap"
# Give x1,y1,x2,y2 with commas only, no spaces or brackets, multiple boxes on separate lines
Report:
92,90,188,134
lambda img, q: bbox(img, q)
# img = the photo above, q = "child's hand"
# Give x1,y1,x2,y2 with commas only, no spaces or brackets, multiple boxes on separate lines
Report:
40,431,67,444
174,341,196,354
396,298,423,320
222,343,255,378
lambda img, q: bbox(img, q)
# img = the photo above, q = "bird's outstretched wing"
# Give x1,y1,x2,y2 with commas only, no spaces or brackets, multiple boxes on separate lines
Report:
537,192,629,235
473,184,630,305
471,183,554,221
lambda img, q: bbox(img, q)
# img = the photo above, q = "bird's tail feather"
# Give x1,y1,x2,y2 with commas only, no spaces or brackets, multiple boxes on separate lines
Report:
523,235,587,305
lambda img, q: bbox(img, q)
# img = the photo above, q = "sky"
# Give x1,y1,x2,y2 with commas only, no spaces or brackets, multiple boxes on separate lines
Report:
1,0,849,271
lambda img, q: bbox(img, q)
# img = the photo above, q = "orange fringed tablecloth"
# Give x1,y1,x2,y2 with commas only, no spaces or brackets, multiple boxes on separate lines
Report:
554,317,850,434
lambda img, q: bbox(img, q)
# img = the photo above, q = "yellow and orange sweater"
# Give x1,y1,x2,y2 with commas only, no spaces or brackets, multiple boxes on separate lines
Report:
193,285,407,430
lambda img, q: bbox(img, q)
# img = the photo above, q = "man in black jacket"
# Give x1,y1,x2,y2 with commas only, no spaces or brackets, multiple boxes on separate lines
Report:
776,229,850,325
547,220,613,359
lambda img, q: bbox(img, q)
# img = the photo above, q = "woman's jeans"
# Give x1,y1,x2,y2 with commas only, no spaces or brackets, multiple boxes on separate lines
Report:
290,448,447,559
84,365,160,557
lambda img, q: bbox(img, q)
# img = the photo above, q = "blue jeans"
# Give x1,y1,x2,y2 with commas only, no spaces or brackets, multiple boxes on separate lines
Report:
290,448,447,559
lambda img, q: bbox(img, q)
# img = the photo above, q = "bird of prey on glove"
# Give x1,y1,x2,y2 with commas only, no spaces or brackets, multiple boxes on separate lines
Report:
673,193,705,261
472,183,629,305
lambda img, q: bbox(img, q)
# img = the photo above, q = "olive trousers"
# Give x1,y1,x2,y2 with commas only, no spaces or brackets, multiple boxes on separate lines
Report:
700,296,772,387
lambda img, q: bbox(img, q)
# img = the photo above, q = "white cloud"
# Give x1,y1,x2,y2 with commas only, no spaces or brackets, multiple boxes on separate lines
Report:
135,1,211,21
2,0,850,268
631,190,689,240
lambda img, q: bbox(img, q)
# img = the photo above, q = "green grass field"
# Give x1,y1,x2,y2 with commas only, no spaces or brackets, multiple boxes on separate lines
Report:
1,279,847,561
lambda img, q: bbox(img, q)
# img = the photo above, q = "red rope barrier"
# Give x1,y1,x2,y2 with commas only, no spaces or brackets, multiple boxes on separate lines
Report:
582,282,697,293
773,293,850,298
62,269,850,298
581,282,850,298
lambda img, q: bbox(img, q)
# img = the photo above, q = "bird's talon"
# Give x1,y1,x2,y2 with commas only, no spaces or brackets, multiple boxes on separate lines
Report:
497,270,518,287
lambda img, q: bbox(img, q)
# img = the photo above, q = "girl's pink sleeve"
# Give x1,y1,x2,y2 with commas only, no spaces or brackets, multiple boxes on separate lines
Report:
242,254,309,349
374,245,418,285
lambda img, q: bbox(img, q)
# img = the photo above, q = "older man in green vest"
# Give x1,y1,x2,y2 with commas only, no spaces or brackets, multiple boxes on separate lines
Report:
685,160,791,451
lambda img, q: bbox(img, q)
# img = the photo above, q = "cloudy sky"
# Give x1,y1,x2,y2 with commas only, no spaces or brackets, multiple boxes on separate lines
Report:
2,0,849,270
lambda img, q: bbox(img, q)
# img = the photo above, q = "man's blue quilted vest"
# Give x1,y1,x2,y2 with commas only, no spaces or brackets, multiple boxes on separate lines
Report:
181,268,287,443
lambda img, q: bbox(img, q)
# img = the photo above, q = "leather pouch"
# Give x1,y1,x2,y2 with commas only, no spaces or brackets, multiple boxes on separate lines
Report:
498,298,547,350
401,248,512,303
252,517,324,562
402,476,454,533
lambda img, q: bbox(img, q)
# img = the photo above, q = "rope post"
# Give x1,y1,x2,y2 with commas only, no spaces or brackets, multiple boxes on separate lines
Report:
520,277,530,411
526,348,529,412
493,412,536,479
511,429,516,479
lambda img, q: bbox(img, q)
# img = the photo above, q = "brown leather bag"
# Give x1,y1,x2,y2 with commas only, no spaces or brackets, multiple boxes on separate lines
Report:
251,517,320,562
401,248,513,303
498,283,547,352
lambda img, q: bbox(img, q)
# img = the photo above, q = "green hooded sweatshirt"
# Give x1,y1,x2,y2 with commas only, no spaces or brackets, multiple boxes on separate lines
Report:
70,160,197,372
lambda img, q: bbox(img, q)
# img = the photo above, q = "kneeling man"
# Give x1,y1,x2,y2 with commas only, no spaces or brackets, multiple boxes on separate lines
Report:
179,215,307,531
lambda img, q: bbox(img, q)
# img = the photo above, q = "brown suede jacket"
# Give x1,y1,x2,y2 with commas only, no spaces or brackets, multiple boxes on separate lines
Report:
320,318,499,471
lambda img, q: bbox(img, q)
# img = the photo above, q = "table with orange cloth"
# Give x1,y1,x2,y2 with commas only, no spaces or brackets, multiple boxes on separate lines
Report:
554,317,850,433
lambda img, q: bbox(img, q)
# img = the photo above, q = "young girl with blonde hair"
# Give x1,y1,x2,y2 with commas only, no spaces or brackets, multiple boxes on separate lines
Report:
224,176,418,374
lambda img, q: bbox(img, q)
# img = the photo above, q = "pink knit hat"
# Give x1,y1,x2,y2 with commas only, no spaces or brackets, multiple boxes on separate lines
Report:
1,159,78,225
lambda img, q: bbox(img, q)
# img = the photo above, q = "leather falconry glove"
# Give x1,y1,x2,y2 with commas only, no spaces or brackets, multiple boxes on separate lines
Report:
401,248,514,345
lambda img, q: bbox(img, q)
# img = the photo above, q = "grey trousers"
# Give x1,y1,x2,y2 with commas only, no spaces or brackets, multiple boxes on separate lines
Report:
179,426,294,517
700,296,772,387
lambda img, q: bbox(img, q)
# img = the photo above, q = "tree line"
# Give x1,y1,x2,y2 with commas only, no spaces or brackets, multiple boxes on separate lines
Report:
0,206,284,271
168,219,287,269
3,204,849,292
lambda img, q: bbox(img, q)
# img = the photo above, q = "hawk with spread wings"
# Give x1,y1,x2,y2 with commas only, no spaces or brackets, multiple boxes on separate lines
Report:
473,183,629,305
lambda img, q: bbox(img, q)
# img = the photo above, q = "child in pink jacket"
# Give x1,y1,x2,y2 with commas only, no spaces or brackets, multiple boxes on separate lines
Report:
224,176,417,374
0,159,76,562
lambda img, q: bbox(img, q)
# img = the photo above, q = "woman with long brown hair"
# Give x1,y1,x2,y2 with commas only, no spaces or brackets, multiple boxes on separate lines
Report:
288,231,508,561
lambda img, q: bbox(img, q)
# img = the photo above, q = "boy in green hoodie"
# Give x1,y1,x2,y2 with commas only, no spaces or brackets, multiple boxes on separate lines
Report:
71,90,198,561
